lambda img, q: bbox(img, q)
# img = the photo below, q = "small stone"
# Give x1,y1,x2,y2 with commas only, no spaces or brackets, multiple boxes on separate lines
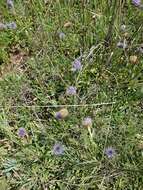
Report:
123,32,129,38
129,55,138,64
55,108,69,119
64,21,72,28
137,141,143,150
92,14,96,19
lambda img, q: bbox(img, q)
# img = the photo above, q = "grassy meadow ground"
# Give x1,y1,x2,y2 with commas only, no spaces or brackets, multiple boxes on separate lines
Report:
0,0,143,189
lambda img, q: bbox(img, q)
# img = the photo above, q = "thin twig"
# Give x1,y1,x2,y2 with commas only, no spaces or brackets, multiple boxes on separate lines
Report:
0,102,116,109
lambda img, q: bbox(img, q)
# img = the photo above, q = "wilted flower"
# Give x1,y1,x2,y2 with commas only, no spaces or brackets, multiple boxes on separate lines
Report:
138,44,143,54
7,0,14,9
59,32,66,40
105,147,116,158
132,0,141,6
0,23,7,30
117,41,127,49
55,108,69,119
18,127,26,138
72,59,82,72
6,22,17,29
66,86,76,95
53,142,64,155
82,117,92,128
120,24,126,32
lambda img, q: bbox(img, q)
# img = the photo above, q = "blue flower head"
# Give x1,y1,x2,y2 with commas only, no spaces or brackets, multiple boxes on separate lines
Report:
53,143,64,155
18,127,26,138
66,86,76,95
132,0,141,6
72,59,82,72
105,147,116,159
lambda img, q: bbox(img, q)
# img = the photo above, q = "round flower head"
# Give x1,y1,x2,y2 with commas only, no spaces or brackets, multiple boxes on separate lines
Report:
59,32,66,40
53,143,64,155
105,147,116,159
72,59,82,72
6,22,17,29
18,127,26,138
55,108,69,120
132,0,141,6
82,117,92,128
66,86,76,96
7,0,14,9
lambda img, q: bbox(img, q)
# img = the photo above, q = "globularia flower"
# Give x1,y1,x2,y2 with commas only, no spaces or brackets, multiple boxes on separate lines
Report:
53,143,64,155
18,127,26,138
66,86,76,95
6,22,17,29
82,117,92,128
105,147,116,159
72,59,82,71
132,0,141,6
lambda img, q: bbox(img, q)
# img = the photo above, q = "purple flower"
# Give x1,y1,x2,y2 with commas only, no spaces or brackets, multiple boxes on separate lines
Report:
6,22,17,29
82,117,92,128
72,59,82,71
7,0,14,9
53,143,64,155
105,147,116,159
18,127,26,138
66,86,76,95
59,32,66,40
132,0,141,6
55,112,62,119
